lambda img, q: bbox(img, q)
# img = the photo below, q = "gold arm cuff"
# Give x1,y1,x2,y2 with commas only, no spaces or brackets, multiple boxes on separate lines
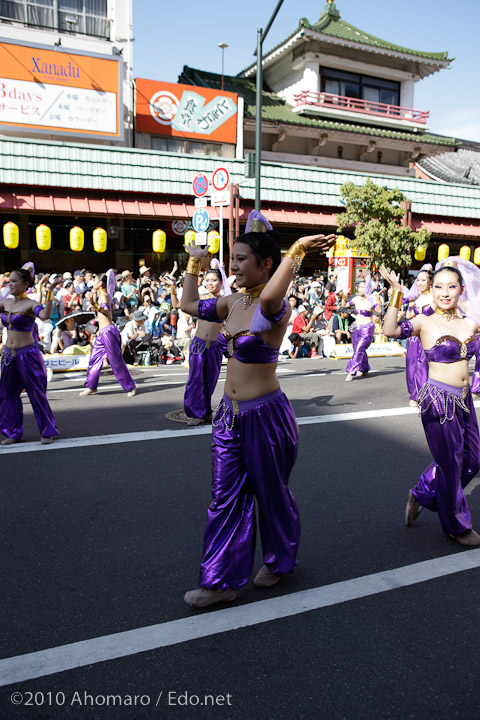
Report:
45,291,54,302
186,257,202,276
389,290,404,309
284,240,306,262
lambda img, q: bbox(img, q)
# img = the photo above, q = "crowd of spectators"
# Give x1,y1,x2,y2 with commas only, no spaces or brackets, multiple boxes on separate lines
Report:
0,263,401,365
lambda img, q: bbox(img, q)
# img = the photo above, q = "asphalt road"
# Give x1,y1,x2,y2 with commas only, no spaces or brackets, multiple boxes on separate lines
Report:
0,354,479,720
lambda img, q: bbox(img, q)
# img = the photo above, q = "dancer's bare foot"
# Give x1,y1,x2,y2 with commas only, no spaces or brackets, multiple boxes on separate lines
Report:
79,388,96,397
40,436,53,445
409,400,418,407
449,529,480,546
184,588,237,608
127,388,136,397
405,490,422,526
254,565,280,588
345,374,354,382
1,437,21,446
187,417,205,426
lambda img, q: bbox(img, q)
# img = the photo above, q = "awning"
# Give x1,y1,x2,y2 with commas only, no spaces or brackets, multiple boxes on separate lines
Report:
412,217,480,238
0,187,337,227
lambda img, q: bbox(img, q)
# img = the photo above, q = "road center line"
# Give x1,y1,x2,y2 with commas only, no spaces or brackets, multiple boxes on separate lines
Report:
1,549,479,687
4,402,480,454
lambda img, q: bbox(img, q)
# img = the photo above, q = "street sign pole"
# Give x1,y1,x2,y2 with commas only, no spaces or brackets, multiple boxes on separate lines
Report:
219,204,224,267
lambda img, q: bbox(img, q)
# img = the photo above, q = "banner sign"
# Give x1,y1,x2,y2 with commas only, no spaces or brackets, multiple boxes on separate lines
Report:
0,40,122,139
136,79,237,143
330,341,406,360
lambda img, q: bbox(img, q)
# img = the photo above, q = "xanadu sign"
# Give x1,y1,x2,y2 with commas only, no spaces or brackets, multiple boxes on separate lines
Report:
136,79,238,144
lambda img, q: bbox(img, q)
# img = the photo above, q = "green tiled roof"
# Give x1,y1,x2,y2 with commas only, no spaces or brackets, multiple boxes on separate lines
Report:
1,137,479,219
241,3,451,75
179,66,457,147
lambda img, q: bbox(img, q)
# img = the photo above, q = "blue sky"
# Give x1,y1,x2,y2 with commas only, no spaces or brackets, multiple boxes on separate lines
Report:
133,0,480,142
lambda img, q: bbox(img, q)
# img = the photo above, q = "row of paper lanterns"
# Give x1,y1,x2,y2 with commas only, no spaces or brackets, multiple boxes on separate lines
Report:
3,223,221,256
413,243,480,265
3,222,108,253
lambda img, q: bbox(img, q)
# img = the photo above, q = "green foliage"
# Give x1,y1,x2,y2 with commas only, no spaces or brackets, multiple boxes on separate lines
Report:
335,179,431,271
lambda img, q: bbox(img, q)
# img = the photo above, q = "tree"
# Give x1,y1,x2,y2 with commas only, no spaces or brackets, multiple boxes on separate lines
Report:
335,179,430,272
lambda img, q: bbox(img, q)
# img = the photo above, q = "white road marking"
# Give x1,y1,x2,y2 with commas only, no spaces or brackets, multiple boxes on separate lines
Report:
4,402,480,454
1,549,479,687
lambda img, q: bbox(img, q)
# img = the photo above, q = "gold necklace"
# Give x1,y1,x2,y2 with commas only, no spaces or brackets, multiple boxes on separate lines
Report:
13,292,28,300
435,307,461,321
241,283,267,309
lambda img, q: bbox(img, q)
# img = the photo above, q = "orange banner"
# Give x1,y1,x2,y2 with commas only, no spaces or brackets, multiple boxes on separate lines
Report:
0,41,121,138
136,78,237,144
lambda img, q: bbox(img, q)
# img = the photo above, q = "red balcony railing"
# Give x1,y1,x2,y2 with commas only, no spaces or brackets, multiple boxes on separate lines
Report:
293,91,429,125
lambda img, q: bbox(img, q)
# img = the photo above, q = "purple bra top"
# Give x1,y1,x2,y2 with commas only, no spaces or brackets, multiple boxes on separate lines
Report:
198,297,280,363
359,309,372,317
424,335,478,363
217,329,279,364
0,305,42,332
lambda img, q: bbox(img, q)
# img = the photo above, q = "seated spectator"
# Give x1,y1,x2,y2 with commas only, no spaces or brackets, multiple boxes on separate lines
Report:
121,310,151,364
331,308,352,344
57,316,90,352
61,281,83,316
292,304,322,358
36,316,53,353
286,332,309,359
158,335,182,365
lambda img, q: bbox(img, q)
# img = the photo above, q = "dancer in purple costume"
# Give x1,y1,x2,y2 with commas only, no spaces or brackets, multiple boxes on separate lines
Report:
169,264,229,426
381,258,480,546
345,276,379,382
80,271,136,397
0,266,60,445
402,265,434,406
181,212,335,607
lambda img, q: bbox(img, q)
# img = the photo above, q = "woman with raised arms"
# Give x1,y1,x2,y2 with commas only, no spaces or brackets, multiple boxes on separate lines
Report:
380,258,480,546
181,212,335,607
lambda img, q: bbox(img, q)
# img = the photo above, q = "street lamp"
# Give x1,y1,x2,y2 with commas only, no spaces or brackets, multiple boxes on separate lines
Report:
218,42,228,91
254,0,285,210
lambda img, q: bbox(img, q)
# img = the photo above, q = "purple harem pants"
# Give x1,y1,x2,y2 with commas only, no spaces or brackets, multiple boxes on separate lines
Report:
184,337,222,420
412,378,480,535
405,336,428,402
84,324,135,392
0,344,58,440
346,322,374,376
199,388,300,590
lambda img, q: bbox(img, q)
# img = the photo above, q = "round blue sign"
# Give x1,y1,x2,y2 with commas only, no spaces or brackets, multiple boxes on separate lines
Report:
192,208,210,233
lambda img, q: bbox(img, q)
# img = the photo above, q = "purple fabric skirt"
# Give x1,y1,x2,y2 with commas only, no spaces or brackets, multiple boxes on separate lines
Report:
199,387,300,590
346,323,374,375
84,324,135,392
413,378,480,534
405,336,428,402
0,343,58,440
184,337,222,419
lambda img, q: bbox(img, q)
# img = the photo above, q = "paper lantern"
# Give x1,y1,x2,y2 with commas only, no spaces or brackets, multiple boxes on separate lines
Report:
184,230,196,247
3,222,19,249
334,235,347,256
459,245,471,262
36,224,51,252
152,229,166,253
414,246,426,262
437,243,450,261
207,230,220,255
70,226,84,253
474,247,480,266
93,227,107,253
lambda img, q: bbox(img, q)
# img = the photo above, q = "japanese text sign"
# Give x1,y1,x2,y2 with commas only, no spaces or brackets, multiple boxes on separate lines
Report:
0,40,122,139
136,79,237,144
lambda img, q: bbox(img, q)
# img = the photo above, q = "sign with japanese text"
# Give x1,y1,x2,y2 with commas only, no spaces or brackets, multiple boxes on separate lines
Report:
0,40,122,139
136,79,237,144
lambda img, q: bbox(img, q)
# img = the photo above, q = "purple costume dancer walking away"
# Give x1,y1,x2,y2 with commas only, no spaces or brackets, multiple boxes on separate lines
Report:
181,211,335,607
381,257,480,546
402,264,434,406
0,265,60,445
345,275,379,382
80,270,136,398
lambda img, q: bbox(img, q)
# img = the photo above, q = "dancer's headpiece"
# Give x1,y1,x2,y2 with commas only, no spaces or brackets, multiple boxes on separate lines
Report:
245,210,272,234
106,269,116,299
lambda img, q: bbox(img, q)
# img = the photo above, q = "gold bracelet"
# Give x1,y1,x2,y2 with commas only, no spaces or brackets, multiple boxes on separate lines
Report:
389,290,404,309
45,290,54,302
284,240,306,274
186,257,202,276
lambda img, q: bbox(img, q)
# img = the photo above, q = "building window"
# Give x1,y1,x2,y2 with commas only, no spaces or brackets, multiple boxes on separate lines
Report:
321,68,400,107
0,0,109,39
151,136,230,158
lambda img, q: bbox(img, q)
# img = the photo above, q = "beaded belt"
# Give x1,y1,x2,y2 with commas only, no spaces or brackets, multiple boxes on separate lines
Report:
189,337,212,356
417,379,469,425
